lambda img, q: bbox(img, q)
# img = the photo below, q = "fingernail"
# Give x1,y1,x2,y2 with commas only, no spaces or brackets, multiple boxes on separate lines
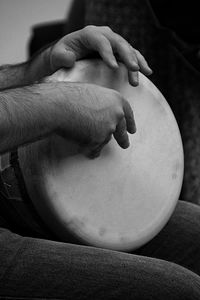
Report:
111,59,118,68
131,82,139,87
130,77,139,87
121,140,130,149
147,67,153,74
131,123,137,134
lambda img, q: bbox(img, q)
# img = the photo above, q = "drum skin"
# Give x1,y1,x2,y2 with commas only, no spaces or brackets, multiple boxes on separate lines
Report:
18,59,184,252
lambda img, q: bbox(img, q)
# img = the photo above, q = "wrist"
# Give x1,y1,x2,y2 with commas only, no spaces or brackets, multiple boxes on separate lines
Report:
26,47,53,84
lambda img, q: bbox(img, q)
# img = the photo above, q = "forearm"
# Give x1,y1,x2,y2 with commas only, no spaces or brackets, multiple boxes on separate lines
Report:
0,62,30,91
0,84,57,154
25,46,53,83
0,46,52,91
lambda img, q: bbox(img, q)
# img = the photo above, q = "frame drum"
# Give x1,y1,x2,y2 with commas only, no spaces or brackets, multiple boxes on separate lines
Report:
19,59,184,252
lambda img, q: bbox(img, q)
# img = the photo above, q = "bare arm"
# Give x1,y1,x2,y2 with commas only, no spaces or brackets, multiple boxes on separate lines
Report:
0,63,30,91
0,26,152,91
0,46,51,91
0,82,135,156
0,83,59,153
0,25,143,156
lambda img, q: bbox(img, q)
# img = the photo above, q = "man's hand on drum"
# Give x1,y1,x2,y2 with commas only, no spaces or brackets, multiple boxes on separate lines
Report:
44,82,136,158
0,25,148,157
29,25,152,86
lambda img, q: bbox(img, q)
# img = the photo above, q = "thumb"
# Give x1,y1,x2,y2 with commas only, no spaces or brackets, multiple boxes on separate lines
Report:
51,48,76,71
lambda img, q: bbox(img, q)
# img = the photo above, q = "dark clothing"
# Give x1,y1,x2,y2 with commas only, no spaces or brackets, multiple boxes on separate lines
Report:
1,154,200,298
0,153,53,239
1,201,200,299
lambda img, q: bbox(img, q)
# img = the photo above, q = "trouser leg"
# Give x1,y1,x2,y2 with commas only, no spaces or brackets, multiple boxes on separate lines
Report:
0,226,200,300
135,200,200,276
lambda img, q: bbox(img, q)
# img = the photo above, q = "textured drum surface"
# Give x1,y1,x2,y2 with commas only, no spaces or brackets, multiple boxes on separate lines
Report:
19,59,184,251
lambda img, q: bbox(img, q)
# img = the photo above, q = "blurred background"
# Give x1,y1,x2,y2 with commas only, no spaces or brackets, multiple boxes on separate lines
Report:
0,0,73,65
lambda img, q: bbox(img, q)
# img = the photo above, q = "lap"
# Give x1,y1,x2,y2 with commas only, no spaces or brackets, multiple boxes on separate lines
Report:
135,200,200,275
0,227,200,300
1,200,200,299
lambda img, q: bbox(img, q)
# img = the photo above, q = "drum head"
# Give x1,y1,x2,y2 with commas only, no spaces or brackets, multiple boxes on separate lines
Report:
19,59,184,251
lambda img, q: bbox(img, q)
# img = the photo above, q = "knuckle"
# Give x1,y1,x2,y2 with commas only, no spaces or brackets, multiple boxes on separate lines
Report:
83,25,96,34
112,89,120,97
116,108,125,120
116,98,125,114
101,48,112,57
116,37,125,47
113,96,124,111
134,49,140,55
108,89,121,103
122,97,129,107
101,26,112,32
99,37,111,52
135,48,143,57
51,45,63,61
102,119,116,136
101,40,112,52
50,46,58,59
108,123,116,134
111,89,122,101
134,49,144,59
97,133,109,145
115,34,125,43
116,37,132,52
123,42,132,53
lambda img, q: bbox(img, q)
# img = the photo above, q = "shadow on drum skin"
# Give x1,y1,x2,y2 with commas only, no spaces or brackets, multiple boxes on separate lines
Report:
48,134,115,178
56,211,110,247
172,160,182,180
98,226,107,237
49,135,80,161
46,59,129,93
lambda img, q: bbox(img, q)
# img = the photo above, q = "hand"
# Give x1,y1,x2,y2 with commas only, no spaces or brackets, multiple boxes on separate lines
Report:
45,25,152,86
48,82,136,158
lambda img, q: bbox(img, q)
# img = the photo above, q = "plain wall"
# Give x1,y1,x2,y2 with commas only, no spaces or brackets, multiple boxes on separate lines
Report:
0,0,73,65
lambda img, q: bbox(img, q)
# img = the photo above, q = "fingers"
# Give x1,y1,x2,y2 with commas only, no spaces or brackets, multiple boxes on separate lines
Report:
103,31,153,77
88,34,119,69
122,99,136,134
88,98,135,158
113,98,136,148
52,25,152,84
87,115,131,159
128,70,139,87
134,49,153,76
83,26,152,84
113,117,130,149
87,135,112,159
108,33,140,72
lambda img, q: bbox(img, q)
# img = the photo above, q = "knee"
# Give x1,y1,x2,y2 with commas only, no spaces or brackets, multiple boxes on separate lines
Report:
101,251,200,300
172,200,200,237
130,257,200,300
155,260,200,300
